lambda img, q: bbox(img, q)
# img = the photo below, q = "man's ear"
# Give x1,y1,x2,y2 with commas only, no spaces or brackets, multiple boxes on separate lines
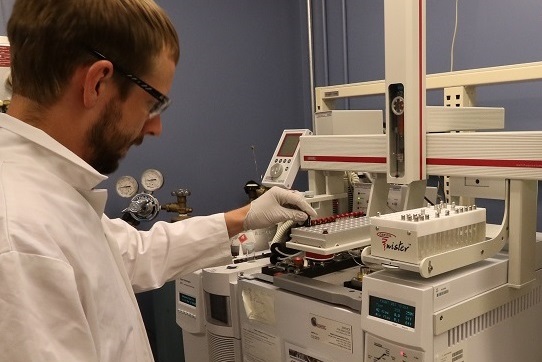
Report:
82,60,114,108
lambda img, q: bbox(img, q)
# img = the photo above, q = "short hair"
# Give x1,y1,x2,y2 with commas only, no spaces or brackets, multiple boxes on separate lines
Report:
7,0,180,104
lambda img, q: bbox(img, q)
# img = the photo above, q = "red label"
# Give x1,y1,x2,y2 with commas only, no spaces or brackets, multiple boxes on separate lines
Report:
238,234,248,243
0,46,9,67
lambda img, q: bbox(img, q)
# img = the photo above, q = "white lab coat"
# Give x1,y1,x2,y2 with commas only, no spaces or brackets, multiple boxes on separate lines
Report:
0,114,232,361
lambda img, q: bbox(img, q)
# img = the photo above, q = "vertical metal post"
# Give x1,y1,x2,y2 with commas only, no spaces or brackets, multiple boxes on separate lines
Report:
384,0,426,184
306,0,315,128
508,179,537,288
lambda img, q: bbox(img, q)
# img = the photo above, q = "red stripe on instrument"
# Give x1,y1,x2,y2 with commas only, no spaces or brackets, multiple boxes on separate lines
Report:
303,156,387,164
303,157,542,168
427,158,542,168
418,0,424,180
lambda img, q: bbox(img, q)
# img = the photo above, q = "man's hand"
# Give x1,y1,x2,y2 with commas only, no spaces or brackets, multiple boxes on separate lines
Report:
243,187,317,231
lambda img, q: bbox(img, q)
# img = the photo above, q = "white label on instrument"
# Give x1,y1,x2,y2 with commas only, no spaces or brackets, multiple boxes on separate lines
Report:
309,313,353,353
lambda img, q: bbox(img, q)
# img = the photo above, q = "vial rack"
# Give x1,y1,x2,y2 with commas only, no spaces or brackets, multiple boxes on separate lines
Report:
290,213,371,249
370,203,486,264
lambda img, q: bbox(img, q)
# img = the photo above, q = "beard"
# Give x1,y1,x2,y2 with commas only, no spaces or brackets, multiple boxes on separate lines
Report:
87,98,141,174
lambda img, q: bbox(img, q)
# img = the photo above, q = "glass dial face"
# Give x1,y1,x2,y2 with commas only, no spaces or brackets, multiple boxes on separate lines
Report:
141,169,164,192
116,175,139,198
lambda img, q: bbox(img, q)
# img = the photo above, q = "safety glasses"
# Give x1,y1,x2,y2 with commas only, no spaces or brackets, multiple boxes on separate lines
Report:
88,49,171,119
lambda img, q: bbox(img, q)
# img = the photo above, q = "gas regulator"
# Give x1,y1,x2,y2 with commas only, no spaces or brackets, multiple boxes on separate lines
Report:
116,169,192,223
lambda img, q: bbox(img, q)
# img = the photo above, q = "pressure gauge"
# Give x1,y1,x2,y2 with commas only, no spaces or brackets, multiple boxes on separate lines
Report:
116,175,139,198
141,168,164,192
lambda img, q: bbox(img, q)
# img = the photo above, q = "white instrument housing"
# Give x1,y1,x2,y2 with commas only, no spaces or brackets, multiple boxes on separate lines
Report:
262,129,312,189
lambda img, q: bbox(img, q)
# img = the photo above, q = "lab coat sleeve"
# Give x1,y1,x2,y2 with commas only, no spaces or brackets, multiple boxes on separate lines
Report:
0,251,99,362
102,213,232,292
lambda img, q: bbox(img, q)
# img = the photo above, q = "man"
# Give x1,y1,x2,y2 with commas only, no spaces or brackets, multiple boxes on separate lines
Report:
0,0,316,361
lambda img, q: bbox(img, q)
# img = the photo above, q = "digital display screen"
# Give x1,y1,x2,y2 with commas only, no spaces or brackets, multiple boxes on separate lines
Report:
179,293,196,307
277,133,302,157
369,295,415,329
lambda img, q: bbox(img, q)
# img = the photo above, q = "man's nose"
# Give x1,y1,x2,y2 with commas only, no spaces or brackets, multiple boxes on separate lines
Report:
143,115,163,137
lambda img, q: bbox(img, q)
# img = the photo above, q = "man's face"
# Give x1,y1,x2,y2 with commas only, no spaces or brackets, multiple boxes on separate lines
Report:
85,50,176,174
86,97,138,174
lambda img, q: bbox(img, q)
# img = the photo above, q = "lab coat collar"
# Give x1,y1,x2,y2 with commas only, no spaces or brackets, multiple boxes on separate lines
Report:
0,113,108,191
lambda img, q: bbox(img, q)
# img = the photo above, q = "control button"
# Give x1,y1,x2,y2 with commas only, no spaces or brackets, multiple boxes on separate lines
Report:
270,163,283,178
179,310,197,318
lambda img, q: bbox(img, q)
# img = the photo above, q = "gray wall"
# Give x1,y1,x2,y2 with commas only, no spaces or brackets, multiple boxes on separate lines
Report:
103,0,311,223
0,0,12,32
311,0,542,230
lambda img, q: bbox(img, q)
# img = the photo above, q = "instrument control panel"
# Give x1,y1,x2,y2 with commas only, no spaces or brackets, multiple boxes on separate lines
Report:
262,129,311,189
